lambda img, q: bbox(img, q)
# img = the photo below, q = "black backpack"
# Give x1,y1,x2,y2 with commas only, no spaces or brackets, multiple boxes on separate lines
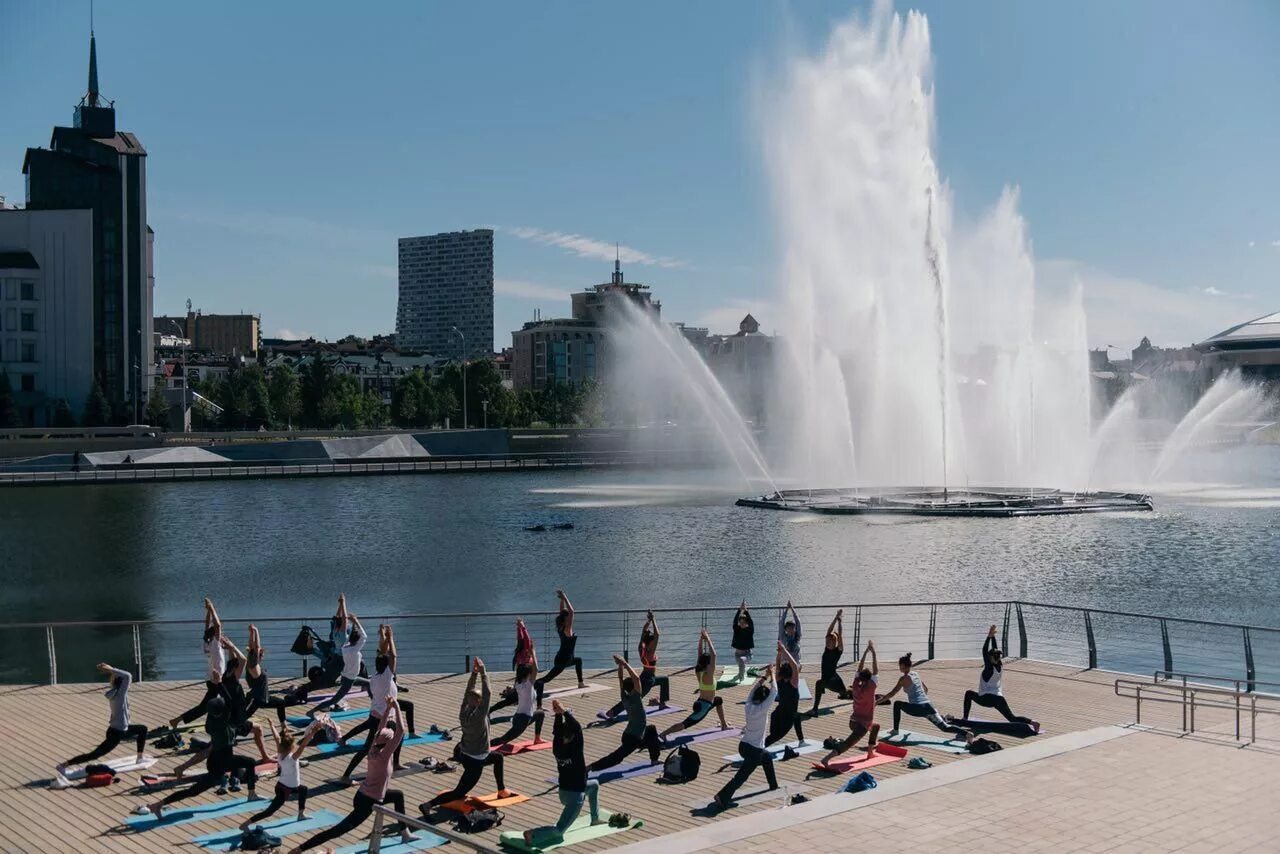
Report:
290,625,321,656
968,737,1003,755
456,808,504,833
235,826,282,850
662,745,701,783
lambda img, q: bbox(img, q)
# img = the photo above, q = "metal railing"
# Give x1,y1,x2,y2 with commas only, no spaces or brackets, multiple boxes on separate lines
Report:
369,805,499,853
1,600,1278,689
1114,677,1280,743
1153,669,1280,698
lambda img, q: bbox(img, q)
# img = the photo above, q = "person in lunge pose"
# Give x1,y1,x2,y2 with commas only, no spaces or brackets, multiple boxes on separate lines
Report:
490,660,545,748
602,610,670,718
165,597,226,731
957,625,1039,730
660,629,729,739
240,719,320,830
764,642,805,748
589,655,661,771
778,600,802,663
492,618,536,715
811,610,852,714
535,589,585,707
818,640,880,767
731,601,755,682
879,652,972,741
148,694,260,819
172,635,270,781
339,625,417,784
308,611,367,717
713,665,778,809
291,699,417,853
419,659,510,813
523,700,602,847
243,625,295,726
58,662,147,773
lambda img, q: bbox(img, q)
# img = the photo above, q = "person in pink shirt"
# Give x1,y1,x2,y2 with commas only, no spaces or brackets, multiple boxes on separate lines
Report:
290,698,416,853
817,640,881,767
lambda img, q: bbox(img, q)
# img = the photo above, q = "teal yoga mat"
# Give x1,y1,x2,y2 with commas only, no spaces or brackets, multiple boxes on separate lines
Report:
499,811,644,852
192,809,343,850
126,797,269,830
313,731,446,755
287,708,368,726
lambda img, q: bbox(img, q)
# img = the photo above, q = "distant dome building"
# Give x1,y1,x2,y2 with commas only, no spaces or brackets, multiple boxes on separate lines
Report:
1196,312,1280,382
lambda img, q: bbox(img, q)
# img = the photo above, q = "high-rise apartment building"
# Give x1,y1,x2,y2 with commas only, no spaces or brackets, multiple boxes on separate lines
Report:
396,229,493,358
21,32,153,419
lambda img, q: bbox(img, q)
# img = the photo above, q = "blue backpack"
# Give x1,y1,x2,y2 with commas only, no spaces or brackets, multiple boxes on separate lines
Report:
843,771,877,793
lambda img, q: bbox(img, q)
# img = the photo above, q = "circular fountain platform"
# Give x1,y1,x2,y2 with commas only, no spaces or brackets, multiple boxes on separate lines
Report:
737,486,1153,517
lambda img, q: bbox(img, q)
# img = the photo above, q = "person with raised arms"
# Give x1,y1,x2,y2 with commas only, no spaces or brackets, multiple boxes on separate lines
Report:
240,719,321,830
308,612,367,717
713,665,778,809
492,618,536,715
589,655,662,770
818,640,880,767
339,625,417,785
602,610,669,719
165,597,226,732
419,658,511,814
956,625,1039,730
878,652,972,741
58,662,147,774
810,610,852,714
147,693,260,819
731,600,755,682
522,700,602,848
778,600,802,663
764,642,806,748
660,628,729,740
490,658,545,749
535,589,585,708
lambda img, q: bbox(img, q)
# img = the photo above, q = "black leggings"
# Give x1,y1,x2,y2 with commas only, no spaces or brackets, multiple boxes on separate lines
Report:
243,781,308,825
246,694,292,727
893,701,969,736
490,711,544,747
963,691,1033,724
764,708,804,747
341,714,408,779
677,696,723,729
297,789,404,851
606,671,671,717
421,752,505,810
535,658,584,706
177,681,220,724
812,675,849,709
589,725,661,771
67,725,149,766
162,748,258,806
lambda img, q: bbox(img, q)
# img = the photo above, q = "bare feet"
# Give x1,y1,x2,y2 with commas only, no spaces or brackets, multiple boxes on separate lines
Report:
497,790,513,799
591,816,606,826
339,775,353,787
297,810,310,821
578,681,587,689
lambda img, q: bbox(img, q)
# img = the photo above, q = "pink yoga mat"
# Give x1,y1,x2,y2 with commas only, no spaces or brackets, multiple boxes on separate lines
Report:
811,743,907,773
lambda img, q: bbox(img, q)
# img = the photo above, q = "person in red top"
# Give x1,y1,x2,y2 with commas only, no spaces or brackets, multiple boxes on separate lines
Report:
290,698,416,853
602,610,669,719
817,640,880,767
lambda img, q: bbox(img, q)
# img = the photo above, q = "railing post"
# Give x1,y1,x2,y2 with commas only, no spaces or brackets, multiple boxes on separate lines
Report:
927,605,937,661
133,623,144,682
463,614,471,674
45,625,57,685
851,606,861,653
1243,627,1255,693
1084,610,1097,670
1015,603,1028,659
1001,603,1011,655
368,810,384,853
1159,618,1173,675
622,611,630,663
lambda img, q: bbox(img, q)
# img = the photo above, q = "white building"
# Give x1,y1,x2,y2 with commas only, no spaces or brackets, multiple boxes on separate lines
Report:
0,209,95,424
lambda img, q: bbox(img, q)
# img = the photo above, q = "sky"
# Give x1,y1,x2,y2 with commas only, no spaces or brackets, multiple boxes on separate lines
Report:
1,1,1277,352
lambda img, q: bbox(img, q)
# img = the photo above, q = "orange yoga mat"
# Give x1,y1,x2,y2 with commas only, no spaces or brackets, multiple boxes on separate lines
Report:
438,790,531,814
495,739,554,756
811,742,908,773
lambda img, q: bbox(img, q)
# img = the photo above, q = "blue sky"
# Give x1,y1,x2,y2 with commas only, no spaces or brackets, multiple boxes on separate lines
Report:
1,1,1277,350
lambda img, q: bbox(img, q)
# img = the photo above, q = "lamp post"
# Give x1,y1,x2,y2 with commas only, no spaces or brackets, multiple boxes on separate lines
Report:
482,398,489,430
169,319,188,432
452,326,467,429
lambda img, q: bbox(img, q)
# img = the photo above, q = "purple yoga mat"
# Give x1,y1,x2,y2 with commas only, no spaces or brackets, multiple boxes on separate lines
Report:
595,706,685,722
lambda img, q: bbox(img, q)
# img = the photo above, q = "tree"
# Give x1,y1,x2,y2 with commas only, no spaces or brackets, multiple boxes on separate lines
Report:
268,363,301,429
0,374,20,427
333,374,364,429
301,357,337,428
82,379,110,427
144,378,171,428
391,369,434,428
241,364,272,429
52,398,76,427
362,390,389,428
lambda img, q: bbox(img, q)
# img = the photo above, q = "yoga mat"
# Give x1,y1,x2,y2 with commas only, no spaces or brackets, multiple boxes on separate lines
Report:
287,708,368,726
496,739,555,756
715,669,749,689
556,756,657,786
313,732,445,755
884,731,969,754
596,705,685,722
952,718,1040,737
810,743,907,774
541,683,608,700
720,740,821,764
142,760,277,790
125,797,272,830
499,811,643,852
56,753,156,781
192,808,343,851
685,783,811,810
439,791,530,813
334,834,447,854
798,679,812,701
664,726,742,748
308,688,369,703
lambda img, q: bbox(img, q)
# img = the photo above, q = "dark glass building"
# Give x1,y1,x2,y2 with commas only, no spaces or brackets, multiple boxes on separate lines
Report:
21,32,152,417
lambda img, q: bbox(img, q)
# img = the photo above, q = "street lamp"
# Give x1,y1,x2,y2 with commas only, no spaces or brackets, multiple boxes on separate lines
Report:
169,319,188,432
451,325,467,429
482,398,489,430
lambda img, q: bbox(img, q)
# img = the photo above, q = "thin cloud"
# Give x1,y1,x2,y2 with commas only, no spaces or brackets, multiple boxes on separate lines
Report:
505,226,685,269
495,278,571,301
273,328,313,340
1203,286,1225,296
1272,240,1280,247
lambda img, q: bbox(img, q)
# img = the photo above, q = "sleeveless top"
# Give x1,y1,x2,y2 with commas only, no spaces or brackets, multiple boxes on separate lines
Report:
639,640,658,672
978,665,1003,696
775,678,799,715
904,671,928,705
697,667,716,692
555,625,577,665
247,668,268,705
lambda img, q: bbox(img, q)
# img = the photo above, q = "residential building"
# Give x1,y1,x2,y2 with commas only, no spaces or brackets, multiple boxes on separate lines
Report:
0,210,95,424
155,311,260,357
697,314,775,424
397,229,493,357
21,31,153,419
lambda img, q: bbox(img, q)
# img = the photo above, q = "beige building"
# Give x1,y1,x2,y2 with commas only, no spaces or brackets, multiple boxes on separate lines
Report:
156,311,260,357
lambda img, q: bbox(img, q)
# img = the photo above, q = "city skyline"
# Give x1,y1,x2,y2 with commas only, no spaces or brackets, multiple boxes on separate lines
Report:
2,1,1277,351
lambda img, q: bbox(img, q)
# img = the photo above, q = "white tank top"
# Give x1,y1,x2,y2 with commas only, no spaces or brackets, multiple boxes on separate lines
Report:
278,754,301,788
516,678,536,717
978,666,1003,696
904,671,928,704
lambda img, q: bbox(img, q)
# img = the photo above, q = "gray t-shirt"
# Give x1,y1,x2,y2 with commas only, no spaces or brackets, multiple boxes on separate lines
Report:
622,691,647,740
458,672,492,759
105,667,132,731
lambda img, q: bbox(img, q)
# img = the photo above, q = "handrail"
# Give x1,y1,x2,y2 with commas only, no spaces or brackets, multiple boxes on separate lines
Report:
369,804,501,853
1114,678,1280,743
1153,669,1280,697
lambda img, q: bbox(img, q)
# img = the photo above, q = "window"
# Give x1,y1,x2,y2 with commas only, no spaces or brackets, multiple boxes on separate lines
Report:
20,311,35,332
20,341,35,362
3,281,14,300
20,281,34,301
4,307,14,330
20,374,34,392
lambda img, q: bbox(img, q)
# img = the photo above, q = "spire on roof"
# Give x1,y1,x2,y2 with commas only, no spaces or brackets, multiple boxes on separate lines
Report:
612,244,624,285
87,31,99,106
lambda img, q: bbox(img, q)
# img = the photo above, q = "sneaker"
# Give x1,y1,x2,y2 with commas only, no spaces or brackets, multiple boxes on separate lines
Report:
908,756,932,770
215,784,229,796
782,746,799,761
608,812,632,828
335,700,349,711
790,793,809,805
228,776,242,793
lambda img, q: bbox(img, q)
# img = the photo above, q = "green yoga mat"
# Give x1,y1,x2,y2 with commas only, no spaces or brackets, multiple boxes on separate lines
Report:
884,730,970,754
499,812,644,852
715,668,749,689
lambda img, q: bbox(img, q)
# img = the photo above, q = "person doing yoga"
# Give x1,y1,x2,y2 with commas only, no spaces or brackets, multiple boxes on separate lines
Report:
58,663,147,773
493,618,536,715
522,700,602,848
778,601,802,663
535,589,585,708
148,694,260,819
166,597,225,731
172,635,270,780
490,661,545,748
589,655,662,770
731,600,755,681
243,625,291,727
419,659,511,814
764,642,805,747
713,665,778,809
879,653,972,741
956,625,1039,730
240,719,320,830
811,610,852,713
818,640,880,767
291,699,417,853
660,629,729,739
308,612,367,716
339,625,417,785
602,610,670,718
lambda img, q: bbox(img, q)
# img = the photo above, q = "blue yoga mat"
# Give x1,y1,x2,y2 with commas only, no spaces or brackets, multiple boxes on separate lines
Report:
287,708,368,726
126,797,268,830
313,732,446,755
334,833,448,853
192,809,343,851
